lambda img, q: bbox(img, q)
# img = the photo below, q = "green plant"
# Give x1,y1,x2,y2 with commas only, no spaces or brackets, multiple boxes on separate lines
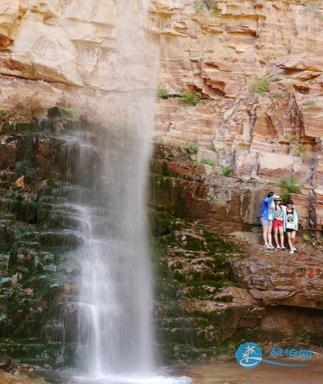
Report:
185,143,198,155
288,136,305,156
303,234,311,242
193,0,221,15
157,88,171,99
250,77,272,93
193,0,206,13
280,176,301,194
207,144,224,152
0,110,7,117
296,142,305,155
215,295,233,302
273,92,283,100
213,5,221,16
180,91,202,106
303,99,317,108
280,192,291,205
201,158,216,166
207,191,220,204
221,164,233,177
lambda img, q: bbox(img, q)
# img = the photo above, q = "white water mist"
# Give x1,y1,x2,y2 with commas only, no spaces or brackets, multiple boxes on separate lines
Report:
75,0,158,378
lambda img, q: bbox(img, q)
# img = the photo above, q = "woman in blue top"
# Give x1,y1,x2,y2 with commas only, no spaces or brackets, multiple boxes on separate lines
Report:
260,192,275,249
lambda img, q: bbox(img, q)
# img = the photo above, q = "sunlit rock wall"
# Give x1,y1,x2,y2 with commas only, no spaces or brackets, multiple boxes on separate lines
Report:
151,0,323,230
0,0,322,228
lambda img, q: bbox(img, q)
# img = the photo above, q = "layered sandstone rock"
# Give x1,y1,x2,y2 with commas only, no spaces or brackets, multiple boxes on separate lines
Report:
151,0,323,229
0,0,321,229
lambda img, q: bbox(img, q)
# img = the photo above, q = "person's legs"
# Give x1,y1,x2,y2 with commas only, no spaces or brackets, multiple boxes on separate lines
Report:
287,231,293,250
279,226,285,248
287,231,294,253
274,225,279,248
291,231,296,250
261,219,268,246
267,222,273,248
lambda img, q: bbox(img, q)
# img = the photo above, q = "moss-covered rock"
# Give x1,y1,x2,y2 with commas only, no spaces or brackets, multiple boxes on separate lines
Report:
150,205,247,363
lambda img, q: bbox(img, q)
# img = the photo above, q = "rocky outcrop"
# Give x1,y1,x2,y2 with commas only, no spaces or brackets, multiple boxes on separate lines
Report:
232,241,323,309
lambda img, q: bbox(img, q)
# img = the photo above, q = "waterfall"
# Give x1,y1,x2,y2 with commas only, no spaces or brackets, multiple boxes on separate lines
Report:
72,0,158,379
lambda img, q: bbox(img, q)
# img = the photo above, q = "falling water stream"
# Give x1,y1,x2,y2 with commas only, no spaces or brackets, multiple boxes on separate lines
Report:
60,1,189,383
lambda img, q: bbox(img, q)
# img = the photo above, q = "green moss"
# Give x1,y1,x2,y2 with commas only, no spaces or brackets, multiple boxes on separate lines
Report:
14,122,39,133
58,107,81,120
215,295,233,302
152,206,243,362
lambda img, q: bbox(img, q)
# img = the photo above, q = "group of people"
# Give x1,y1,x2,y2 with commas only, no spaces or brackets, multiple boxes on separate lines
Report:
260,192,298,254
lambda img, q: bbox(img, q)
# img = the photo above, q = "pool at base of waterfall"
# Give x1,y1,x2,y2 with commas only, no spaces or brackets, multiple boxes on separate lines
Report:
70,374,191,384
37,370,191,384
188,352,323,384
5,355,323,384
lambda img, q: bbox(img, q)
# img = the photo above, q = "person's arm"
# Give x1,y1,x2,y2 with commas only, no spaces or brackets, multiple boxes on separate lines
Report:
282,206,286,231
268,197,275,219
294,209,299,231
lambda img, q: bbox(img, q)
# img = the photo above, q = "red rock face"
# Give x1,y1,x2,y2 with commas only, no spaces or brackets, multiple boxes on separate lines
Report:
152,1,323,231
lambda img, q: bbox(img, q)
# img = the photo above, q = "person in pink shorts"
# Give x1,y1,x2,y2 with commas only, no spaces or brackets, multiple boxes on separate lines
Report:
272,195,285,249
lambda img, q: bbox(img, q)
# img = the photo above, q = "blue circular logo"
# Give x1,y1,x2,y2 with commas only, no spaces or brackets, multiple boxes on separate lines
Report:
235,342,263,369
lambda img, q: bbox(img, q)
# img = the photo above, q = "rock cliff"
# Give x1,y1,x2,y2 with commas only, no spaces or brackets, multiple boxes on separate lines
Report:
0,0,321,229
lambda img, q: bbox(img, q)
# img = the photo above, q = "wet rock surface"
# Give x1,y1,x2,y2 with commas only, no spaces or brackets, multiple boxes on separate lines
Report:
151,207,249,362
0,113,104,367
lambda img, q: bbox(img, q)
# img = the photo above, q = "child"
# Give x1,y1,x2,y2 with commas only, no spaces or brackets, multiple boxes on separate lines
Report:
260,192,275,249
273,195,285,249
283,199,298,254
